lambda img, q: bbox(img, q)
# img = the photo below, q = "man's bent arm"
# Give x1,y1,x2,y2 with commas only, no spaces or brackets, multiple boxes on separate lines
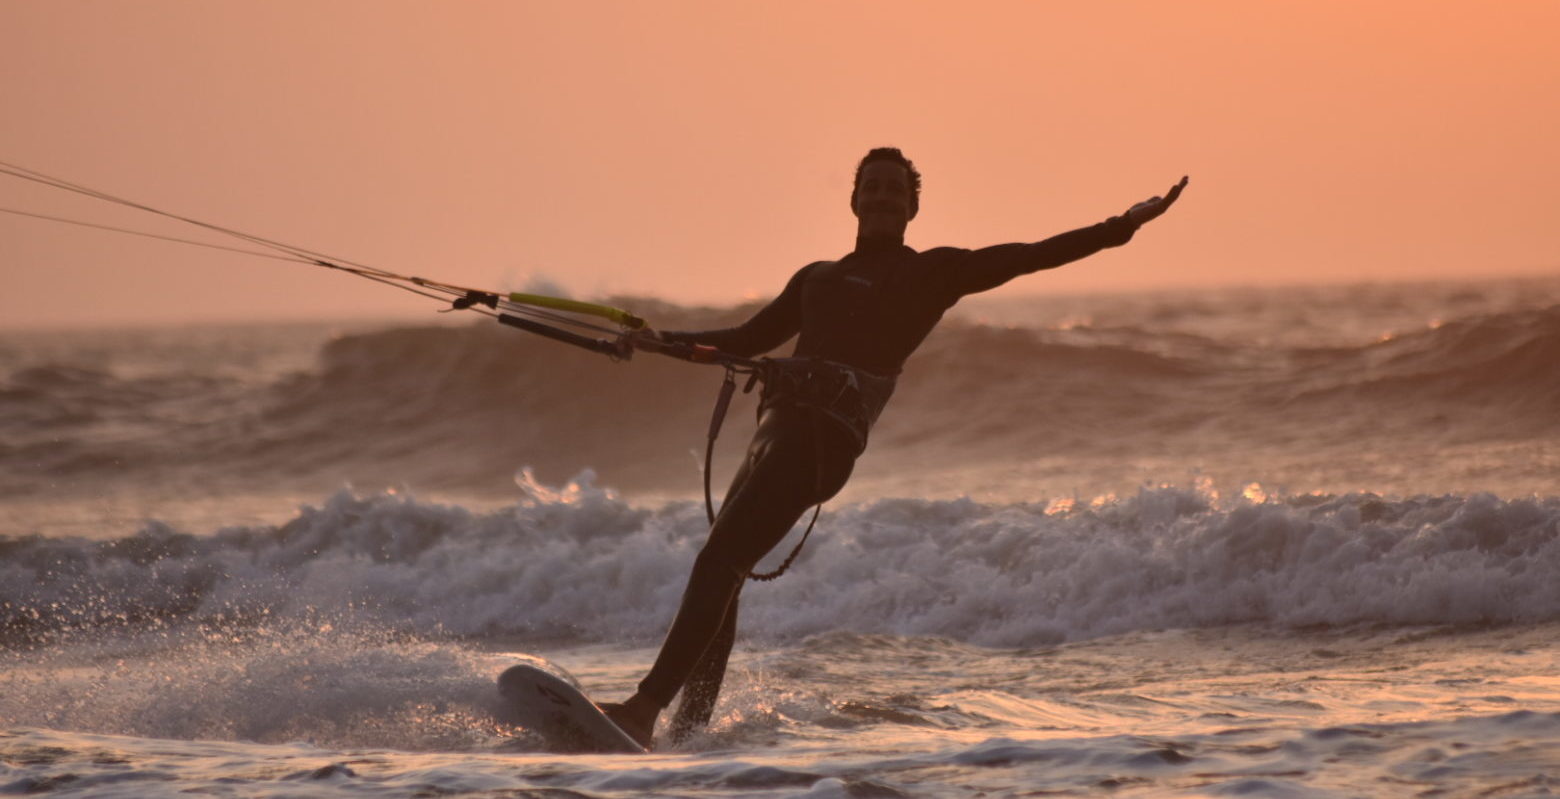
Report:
945,215,1138,298
659,263,814,356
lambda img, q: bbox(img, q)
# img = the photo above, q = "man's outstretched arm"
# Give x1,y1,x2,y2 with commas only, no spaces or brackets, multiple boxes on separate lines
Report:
946,176,1188,298
648,262,816,357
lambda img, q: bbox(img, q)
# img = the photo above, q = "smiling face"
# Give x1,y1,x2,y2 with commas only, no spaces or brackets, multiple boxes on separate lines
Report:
851,160,915,241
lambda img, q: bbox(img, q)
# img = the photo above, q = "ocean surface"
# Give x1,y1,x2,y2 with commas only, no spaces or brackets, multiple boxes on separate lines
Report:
3,276,1559,797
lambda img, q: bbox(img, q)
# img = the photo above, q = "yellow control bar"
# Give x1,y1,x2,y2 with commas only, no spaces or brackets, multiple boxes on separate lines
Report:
507,292,646,329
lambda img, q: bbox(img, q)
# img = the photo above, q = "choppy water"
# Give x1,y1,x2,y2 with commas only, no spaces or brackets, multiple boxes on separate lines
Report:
3,276,1559,796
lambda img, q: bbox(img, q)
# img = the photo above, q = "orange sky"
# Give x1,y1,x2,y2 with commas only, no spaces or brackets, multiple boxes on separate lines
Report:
2,1,1557,327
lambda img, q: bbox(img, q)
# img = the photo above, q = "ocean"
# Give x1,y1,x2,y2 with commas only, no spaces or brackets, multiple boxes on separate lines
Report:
3,276,1559,797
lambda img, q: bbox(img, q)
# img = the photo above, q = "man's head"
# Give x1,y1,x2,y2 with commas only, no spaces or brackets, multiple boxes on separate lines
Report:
851,147,920,241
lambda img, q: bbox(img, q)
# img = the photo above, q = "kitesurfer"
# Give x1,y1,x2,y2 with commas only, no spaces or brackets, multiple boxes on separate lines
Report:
602,148,1188,747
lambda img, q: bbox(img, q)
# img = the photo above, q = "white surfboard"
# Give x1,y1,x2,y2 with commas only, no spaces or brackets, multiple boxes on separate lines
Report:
498,660,648,754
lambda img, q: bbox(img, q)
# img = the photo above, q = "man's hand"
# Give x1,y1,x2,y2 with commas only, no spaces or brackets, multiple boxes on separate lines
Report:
1126,176,1189,227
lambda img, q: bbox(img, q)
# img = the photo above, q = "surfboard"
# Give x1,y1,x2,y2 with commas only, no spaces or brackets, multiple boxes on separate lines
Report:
497,660,648,754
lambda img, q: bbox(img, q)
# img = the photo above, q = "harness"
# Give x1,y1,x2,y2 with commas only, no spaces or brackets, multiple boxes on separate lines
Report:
757,358,896,454
701,356,896,581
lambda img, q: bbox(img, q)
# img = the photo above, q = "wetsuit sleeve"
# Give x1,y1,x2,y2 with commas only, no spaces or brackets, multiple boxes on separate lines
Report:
659,263,814,356
943,216,1138,298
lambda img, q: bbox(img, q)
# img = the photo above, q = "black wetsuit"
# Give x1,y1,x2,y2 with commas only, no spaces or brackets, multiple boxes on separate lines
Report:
644,215,1139,738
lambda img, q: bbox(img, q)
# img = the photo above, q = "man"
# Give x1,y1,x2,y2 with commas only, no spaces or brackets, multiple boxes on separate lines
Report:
604,148,1187,747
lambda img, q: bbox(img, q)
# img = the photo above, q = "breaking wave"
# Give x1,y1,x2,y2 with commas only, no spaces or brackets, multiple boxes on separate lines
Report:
5,478,1558,648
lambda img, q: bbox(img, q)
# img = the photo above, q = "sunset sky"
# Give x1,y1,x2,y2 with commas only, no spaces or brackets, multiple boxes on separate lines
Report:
2,1,1556,327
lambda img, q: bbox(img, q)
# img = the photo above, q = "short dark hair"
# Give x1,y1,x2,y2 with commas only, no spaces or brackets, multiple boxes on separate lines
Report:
851,147,921,218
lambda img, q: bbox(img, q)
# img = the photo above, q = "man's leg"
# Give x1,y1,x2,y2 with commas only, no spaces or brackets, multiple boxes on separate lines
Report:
605,408,854,745
629,439,811,709
668,594,737,743
666,413,765,744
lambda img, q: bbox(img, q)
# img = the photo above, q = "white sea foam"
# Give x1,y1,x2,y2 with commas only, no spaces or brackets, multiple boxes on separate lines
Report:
5,477,1558,648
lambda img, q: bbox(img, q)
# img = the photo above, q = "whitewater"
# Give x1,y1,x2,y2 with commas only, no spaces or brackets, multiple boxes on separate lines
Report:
3,276,1560,797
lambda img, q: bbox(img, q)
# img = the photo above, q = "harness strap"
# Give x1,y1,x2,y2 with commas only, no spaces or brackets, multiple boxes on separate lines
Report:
703,369,738,525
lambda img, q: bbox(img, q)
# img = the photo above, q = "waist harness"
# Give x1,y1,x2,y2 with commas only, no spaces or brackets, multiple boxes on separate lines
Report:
757,357,897,455
704,357,897,581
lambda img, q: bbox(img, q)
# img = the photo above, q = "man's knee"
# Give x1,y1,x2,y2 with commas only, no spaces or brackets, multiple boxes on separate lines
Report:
699,493,819,577
690,543,754,585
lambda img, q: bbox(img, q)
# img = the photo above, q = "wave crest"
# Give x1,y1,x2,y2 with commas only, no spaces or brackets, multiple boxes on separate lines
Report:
5,483,1558,648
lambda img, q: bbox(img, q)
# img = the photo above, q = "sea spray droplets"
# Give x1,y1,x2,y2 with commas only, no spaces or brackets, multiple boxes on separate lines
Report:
0,619,514,750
